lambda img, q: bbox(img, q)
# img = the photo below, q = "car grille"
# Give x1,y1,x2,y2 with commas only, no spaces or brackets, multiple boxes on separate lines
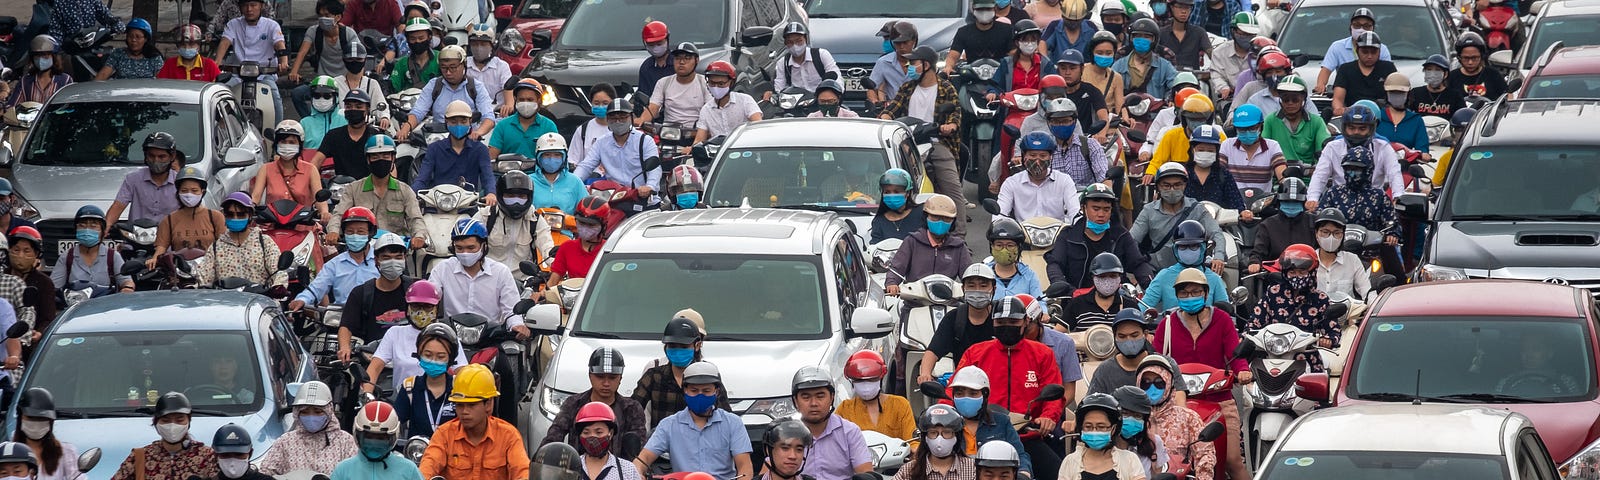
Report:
839,63,874,103
36,219,76,264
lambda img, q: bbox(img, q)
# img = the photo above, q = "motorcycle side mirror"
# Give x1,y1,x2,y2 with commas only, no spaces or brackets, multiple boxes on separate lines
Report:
1373,274,1398,293
1106,165,1125,180
120,261,146,276
919,381,950,400
860,78,877,91
641,156,662,172
5,321,29,340
1124,129,1147,144
739,26,774,48
1229,286,1249,304
315,189,333,203
1197,421,1225,443
77,447,102,472
1085,120,1106,135
513,298,539,316
1233,338,1256,358
1002,124,1021,138
619,432,644,461
1036,384,1066,402
1044,281,1076,298
981,198,1001,215
0,68,14,82
20,286,37,308
1406,163,1427,180
276,251,295,271
927,282,955,301
494,4,513,19
1290,54,1309,68
332,175,358,185
1324,302,1348,322
262,127,275,139
1295,372,1331,403
519,260,538,276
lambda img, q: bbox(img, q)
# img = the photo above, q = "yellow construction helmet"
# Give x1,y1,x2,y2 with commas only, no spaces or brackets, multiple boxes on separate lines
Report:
449,364,500,403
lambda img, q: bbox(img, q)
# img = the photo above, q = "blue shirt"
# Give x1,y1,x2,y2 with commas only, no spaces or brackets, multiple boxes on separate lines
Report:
393,374,455,438
415,139,496,194
409,76,495,124
1141,263,1230,312
990,261,1045,300
1112,54,1179,99
300,109,348,150
487,114,558,157
1318,38,1393,72
532,171,588,214
869,52,909,100
574,130,662,193
1042,20,1098,65
1039,327,1086,383
296,250,377,305
330,453,422,480
644,408,752,479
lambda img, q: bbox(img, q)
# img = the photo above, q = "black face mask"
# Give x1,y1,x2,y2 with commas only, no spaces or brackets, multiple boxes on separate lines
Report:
409,42,431,54
995,325,1025,346
345,109,368,125
1103,23,1124,37
344,61,366,74
369,160,394,177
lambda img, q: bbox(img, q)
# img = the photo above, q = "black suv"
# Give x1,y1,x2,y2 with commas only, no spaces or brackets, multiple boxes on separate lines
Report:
1403,98,1600,298
521,0,804,133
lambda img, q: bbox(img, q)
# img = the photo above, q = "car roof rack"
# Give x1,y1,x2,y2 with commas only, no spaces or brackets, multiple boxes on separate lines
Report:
1530,41,1566,79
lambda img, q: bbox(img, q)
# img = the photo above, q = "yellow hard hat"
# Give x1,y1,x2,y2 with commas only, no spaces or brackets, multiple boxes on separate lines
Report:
449,364,500,403
1181,94,1214,114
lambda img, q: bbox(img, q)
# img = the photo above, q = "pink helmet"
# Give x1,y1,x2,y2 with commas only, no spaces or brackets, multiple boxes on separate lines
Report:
406,280,441,305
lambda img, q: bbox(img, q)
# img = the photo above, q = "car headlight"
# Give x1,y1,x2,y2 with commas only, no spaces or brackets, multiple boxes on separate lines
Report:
1264,331,1293,356
540,386,572,419
1559,437,1600,478
1419,264,1469,282
13,195,40,221
745,397,797,420
500,28,526,56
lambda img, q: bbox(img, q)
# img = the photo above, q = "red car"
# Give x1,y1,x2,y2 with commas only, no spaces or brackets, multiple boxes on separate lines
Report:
1297,280,1600,469
492,0,578,74
1509,45,1600,99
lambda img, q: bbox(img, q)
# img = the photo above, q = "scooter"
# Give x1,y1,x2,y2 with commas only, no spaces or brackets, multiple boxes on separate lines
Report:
951,59,1003,183
260,196,328,273
415,182,481,273
918,380,1067,443
896,274,962,412
1177,362,1234,480
402,121,449,183
449,312,530,425
218,60,281,132
62,25,115,82
992,87,1040,186
763,86,816,118
1163,420,1225,480
1,100,40,166
1469,0,1523,52
1235,304,1347,470
1198,200,1245,288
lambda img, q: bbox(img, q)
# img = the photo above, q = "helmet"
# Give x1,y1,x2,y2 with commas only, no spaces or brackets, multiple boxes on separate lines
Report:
992,295,1028,320
920,404,965,433
1170,71,1200,91
1231,11,1260,35
512,77,545,96
406,279,441,304
1174,267,1209,289
1256,51,1290,73
448,364,500,403
212,424,253,455
704,60,735,78
962,263,998,282
142,131,179,152
534,132,567,156
1174,220,1207,247
575,196,612,225
1074,392,1122,432
923,194,957,218
844,351,887,380
502,170,534,195
178,24,204,43
1012,19,1041,37
1280,244,1318,271
1088,31,1118,50
1139,353,1178,375
948,365,990,391
7,226,41,252
1020,131,1055,152
1173,87,1202,108
1351,7,1375,22
662,317,701,344
791,365,833,395
1081,182,1117,204
1278,177,1308,202
667,165,704,194
275,119,305,140
1062,0,1089,20
531,443,584,480
174,166,206,190
642,20,670,43
1423,53,1450,70
987,217,1026,244
467,22,495,43
1313,208,1347,229
127,18,153,37
450,218,488,240
404,0,429,16
1129,18,1160,37
1189,124,1223,146
1456,32,1486,54
1089,252,1124,276
444,100,474,119
975,441,1021,469
574,401,616,426
671,41,699,57
342,207,378,230
74,205,106,223
29,35,58,53
1276,74,1309,93
682,361,721,385
1101,0,1127,17
815,79,846,97
1249,36,1277,55
764,419,814,450
1344,104,1377,126
588,347,625,375
1232,104,1264,129
1181,94,1215,115
416,322,458,359
1111,385,1152,415
311,75,339,94
1383,72,1411,93
1451,107,1478,128
402,17,431,33
1155,162,1188,182
879,168,913,189
782,21,808,38
1042,96,1077,119
344,39,368,61
353,401,401,435
1353,31,1382,49
18,388,55,420
155,392,192,417
605,97,634,115
0,443,37,470
365,134,398,154
1039,74,1068,91
292,381,334,407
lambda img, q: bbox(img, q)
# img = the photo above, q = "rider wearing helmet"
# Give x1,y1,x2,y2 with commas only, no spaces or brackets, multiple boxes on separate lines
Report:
474,170,556,278
528,132,588,214
1314,7,1392,95
869,168,924,244
760,420,813,480
789,366,875,479
1235,48,1298,117
1431,107,1477,185
637,41,707,128
1319,147,1402,276
1450,32,1507,99
257,382,358,475
944,367,1033,476
1246,243,1335,371
547,196,611,289
663,165,707,211
420,364,531,479
1140,219,1230,311
1113,17,1179,99
212,424,270,480
534,441,589,480
292,206,380,314
1218,104,1284,191
1183,124,1246,211
771,21,841,100
1135,353,1223,480
430,217,528,336
633,316,733,426
1146,93,1223,180
995,19,1041,101
696,60,761,143
400,41,495,141
541,347,649,453
333,232,416,364
328,134,427,245
96,18,161,80
331,402,423,480
1058,393,1143,479
158,24,222,81
391,17,440,91
1209,12,1259,97
1110,385,1165,475
488,78,559,159
903,403,975,477
299,76,350,151
15,388,85,480
998,130,1081,223
286,0,359,101
1247,177,1316,273
1410,54,1464,121
1309,208,1371,305
1085,30,1125,112
389,317,471,437
411,98,497,206
1307,104,1404,209
1330,30,1397,117
148,166,226,269
463,22,513,116
838,351,916,441
639,21,674,97
809,80,856,118
1047,182,1153,290
112,392,221,480
919,263,997,385
1133,163,1227,271
986,217,1042,299
633,362,754,480
11,35,69,108
1062,252,1136,330
105,132,185,227
252,120,329,218
957,297,1061,480
884,194,972,295
195,192,279,288
1259,74,1331,163
54,205,135,293
0,442,40,480
573,96,664,208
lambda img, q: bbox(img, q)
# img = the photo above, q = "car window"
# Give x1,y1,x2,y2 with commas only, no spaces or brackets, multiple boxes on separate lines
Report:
1521,15,1600,69
1276,5,1444,61
213,105,237,154
20,102,202,166
741,0,783,29
704,147,890,211
809,0,962,17
1522,74,1600,98
24,330,264,414
1442,146,1600,219
1258,451,1508,480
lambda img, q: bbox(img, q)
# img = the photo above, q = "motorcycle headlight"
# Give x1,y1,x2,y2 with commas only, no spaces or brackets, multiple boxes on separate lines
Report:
780,93,802,110
1086,327,1115,359
1419,264,1469,282
1559,437,1600,478
134,226,158,245
540,386,572,420
499,28,526,56
403,436,429,462
322,308,343,328
1022,225,1060,248
456,324,484,345
1183,372,1210,395
1264,331,1293,356
973,64,997,81
745,397,797,420
240,63,260,78
1015,94,1038,111
542,211,566,231
660,125,683,142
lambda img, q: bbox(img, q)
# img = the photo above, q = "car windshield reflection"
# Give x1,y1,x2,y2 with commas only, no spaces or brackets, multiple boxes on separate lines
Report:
24,331,263,416
1349,316,1595,403
705,147,888,210
22,102,202,166
573,255,828,341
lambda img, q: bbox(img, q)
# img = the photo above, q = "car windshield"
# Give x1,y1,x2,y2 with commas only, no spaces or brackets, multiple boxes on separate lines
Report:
1522,16,1600,69
556,0,728,50
574,255,828,340
1348,316,1595,402
1523,74,1600,98
705,147,888,211
517,0,580,18
1259,451,1507,480
24,331,263,416
808,0,961,18
21,102,202,166
1278,6,1444,61
1443,146,1600,220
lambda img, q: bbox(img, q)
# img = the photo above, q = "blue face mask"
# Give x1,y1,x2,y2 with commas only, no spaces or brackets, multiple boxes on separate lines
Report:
1086,220,1110,235
684,393,718,415
926,219,952,236
591,105,608,117
345,234,370,252
1082,431,1113,450
906,64,921,81
665,347,695,367
953,396,985,418
1094,54,1115,68
1176,247,1204,267
299,414,329,432
420,358,449,377
225,218,250,233
882,193,907,210
538,154,566,174
1152,2,1168,15
1178,296,1207,314
1133,37,1154,54
1051,124,1076,140
76,229,101,247
882,40,894,54
359,438,392,460
1279,201,1305,218
1145,383,1165,404
676,192,700,209
1238,131,1261,145
448,124,471,139
1120,417,1145,438
995,0,1011,7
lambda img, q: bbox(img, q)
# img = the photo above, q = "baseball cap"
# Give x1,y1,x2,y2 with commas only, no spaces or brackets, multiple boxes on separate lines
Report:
683,362,721,385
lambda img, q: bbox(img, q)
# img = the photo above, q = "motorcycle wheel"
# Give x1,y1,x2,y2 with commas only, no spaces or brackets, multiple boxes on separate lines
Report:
965,139,993,186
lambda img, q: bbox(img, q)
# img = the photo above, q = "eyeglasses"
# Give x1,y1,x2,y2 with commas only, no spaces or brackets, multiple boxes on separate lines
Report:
440,64,465,72
311,93,338,100
1175,288,1206,298
1157,183,1187,191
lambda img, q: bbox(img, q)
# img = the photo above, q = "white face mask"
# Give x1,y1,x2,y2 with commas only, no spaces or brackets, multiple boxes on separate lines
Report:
1018,42,1038,55
157,422,189,443
456,251,483,266
470,45,493,61
926,435,958,458
1318,234,1342,252
709,86,730,100
975,10,996,23
218,458,251,479
19,419,50,440
277,143,301,159
515,101,540,118
852,381,881,400
312,98,335,113
179,193,204,208
788,43,807,58
1193,151,1217,167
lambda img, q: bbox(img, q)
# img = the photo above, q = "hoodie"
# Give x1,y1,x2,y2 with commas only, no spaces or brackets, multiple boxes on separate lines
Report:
1138,365,1217,480
886,229,972,288
1377,108,1429,152
257,411,361,475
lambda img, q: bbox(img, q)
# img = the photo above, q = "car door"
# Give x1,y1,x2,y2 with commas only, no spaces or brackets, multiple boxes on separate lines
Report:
213,96,265,205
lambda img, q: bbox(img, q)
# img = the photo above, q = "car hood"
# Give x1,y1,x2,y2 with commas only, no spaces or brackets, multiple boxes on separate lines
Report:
1429,221,1600,271
1336,397,1600,463
809,17,965,67
549,336,833,399
509,18,566,37
529,47,729,87
1295,60,1428,92
9,165,140,220
53,414,277,480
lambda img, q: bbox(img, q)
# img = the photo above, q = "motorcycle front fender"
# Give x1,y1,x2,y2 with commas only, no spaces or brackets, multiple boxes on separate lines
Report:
1255,411,1293,442
974,122,996,140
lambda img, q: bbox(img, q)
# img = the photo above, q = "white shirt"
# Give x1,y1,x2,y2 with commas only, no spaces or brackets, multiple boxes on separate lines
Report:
335,74,390,116
428,256,522,326
373,324,471,391
1141,108,1178,155
1316,250,1372,304
650,74,710,127
1308,137,1405,201
472,206,556,280
997,169,1079,222
696,92,761,138
222,17,285,66
771,47,841,93
467,56,514,107
908,84,938,124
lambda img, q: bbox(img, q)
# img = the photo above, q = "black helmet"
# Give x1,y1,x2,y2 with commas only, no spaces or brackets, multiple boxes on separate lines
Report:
17,388,55,420
531,442,584,480
763,419,814,450
1277,177,1308,202
782,21,808,37
1012,19,1040,38
74,205,107,224
588,346,625,375
919,403,964,433
1110,385,1152,415
992,295,1028,320
1073,392,1122,434
499,170,534,218
1350,7,1375,22
1080,183,1117,204
1314,208,1347,229
987,217,1025,244
1451,107,1478,128
606,97,634,115
0,442,37,470
142,131,179,152
212,423,253,454
155,392,192,417
662,317,700,344
1173,220,1207,247
1089,252,1124,276
1456,32,1486,54
1129,18,1160,37
815,79,846,97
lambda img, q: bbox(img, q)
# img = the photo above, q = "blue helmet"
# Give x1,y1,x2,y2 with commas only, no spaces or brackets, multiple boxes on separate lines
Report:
1189,124,1224,146
74,205,106,222
365,134,397,154
1232,104,1263,129
126,18,153,37
1344,104,1377,126
451,218,488,240
1020,131,1055,152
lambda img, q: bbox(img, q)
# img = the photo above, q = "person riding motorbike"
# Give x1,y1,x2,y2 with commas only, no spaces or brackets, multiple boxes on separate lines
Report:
420,364,531,479
488,78,559,159
327,135,427,246
944,366,1032,478
1310,209,1372,304
1182,124,1247,212
1219,105,1286,191
1236,49,1295,118
1111,385,1169,478
879,46,967,236
412,99,497,203
390,18,439,92
1135,355,1219,480
1047,183,1153,290
986,218,1043,300
291,207,380,311
885,194,971,296
196,192,279,288
157,25,221,81
251,120,330,220
151,167,226,267
956,296,1064,480
999,130,1080,224
298,76,350,151
839,351,916,441
401,44,494,141
974,440,1025,480
1086,309,1154,396
1448,32,1507,100
1145,94,1223,181
548,197,612,289
791,366,875,480
529,133,588,215
760,420,814,480
1017,293,1086,396
633,316,732,427
331,402,423,480
1247,177,1316,273
1313,8,1392,96
870,168,926,244
209,424,270,480
639,42,709,129
1133,163,1228,271
663,165,708,211
638,21,674,97
257,382,358,475
4,227,53,330
1431,107,1477,186
474,170,556,279
1377,72,1430,158
893,404,976,480
1245,244,1336,371
1316,147,1401,276
1134,86,1200,168
95,18,160,80
695,60,761,144
52,205,133,294
429,218,529,342
920,263,1000,384
13,388,81,480
1307,106,1404,211
1112,18,1179,100
543,347,649,451
1141,220,1228,311
1259,75,1330,164
574,98,663,208
809,80,858,118
4,36,72,111
110,393,220,480
634,362,753,479
568,402,640,480
390,321,465,438
1063,252,1137,330
339,232,414,363
105,132,183,228
1059,393,1147,480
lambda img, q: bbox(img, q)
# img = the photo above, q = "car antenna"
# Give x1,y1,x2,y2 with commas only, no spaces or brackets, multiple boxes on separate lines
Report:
1414,369,1423,406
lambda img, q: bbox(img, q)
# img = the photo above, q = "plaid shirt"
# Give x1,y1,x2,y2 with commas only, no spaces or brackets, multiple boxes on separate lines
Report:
1048,134,1109,186
540,390,650,453
630,363,735,428
892,455,975,480
882,79,963,158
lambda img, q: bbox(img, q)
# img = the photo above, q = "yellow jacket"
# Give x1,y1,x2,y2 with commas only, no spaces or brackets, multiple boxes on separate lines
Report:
1433,149,1454,185
837,395,918,441
1144,125,1228,175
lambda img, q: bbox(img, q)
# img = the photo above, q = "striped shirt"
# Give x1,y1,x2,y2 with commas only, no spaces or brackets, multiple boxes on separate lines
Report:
1218,138,1287,191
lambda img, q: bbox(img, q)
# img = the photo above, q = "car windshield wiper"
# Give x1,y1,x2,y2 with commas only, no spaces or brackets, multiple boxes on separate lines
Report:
774,203,872,214
1354,392,1465,403
1450,213,1550,221
1538,213,1600,221
1434,393,1555,403
130,406,232,417
58,409,157,419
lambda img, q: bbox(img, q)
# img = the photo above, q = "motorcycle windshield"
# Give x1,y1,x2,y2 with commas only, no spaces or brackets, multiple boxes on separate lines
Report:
22,102,202,166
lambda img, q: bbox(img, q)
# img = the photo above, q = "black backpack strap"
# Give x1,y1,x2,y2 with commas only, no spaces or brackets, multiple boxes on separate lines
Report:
1151,203,1198,252
812,48,825,79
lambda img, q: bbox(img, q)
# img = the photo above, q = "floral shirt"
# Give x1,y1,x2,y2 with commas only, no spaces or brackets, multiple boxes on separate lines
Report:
106,49,164,79
1141,366,1216,480
199,228,279,287
257,415,359,475
1248,276,1335,372
110,439,219,480
1319,183,1398,236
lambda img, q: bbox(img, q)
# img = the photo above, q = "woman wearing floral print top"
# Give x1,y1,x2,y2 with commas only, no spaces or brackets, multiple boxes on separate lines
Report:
96,19,164,80
1246,244,1336,372
198,192,280,287
111,393,220,480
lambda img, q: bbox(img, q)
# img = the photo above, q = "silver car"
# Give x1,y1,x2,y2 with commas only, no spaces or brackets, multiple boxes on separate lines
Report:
1257,404,1560,480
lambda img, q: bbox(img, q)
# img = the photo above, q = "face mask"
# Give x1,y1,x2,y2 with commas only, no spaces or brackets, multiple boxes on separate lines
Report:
148,161,172,175
179,48,199,59
1351,27,1366,40
675,192,700,209
1120,417,1145,438
581,435,612,457
345,60,366,74
345,234,370,252
1238,130,1261,145
926,219,952,236
360,438,392,460
1051,124,1076,140
19,419,50,440
1132,37,1154,54
1094,54,1115,68
975,10,996,23
608,121,632,136
420,358,449,377
1287,273,1317,292
0,202,12,218
313,98,335,112
1318,234,1342,253
1193,151,1217,167
1025,159,1048,178
449,124,471,139
277,143,301,159
996,0,1012,7
1424,70,1446,87
300,414,329,432
379,258,406,280
345,108,368,125
709,86,730,100
369,159,394,177
665,347,695,367
927,435,958,458
953,396,985,418
179,193,203,208
319,16,336,29
75,229,101,247
1116,339,1147,357
1152,2,1168,15
538,155,566,174
853,381,881,400
471,45,492,61
1264,74,1285,88
1176,247,1204,266
882,40,894,54
1104,23,1125,37
684,393,718,416
1178,296,1207,314
1018,42,1038,55
788,43,807,57
906,64,920,81
455,250,483,265
409,307,437,327
994,325,1025,346
964,290,993,309
647,44,669,57
991,245,1019,265
1160,189,1185,204
516,101,540,118
819,102,841,116
591,105,608,117
219,458,251,479
1387,93,1408,108
34,56,52,71
881,193,907,210
409,41,431,54
1082,431,1112,450
577,224,602,241
1094,276,1121,297
157,423,189,443
1086,219,1111,235
1279,201,1304,217
225,218,250,233
1345,169,1369,188
1234,33,1254,46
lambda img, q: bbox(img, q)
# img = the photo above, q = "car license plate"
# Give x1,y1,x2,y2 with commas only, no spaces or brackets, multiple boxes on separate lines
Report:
843,77,866,92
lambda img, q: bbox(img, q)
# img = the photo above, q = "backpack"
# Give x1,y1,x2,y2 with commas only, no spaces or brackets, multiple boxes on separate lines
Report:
429,76,481,117
783,48,828,88
309,25,353,72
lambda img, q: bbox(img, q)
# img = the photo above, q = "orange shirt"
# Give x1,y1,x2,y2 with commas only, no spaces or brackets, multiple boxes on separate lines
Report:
421,417,530,480
260,159,318,207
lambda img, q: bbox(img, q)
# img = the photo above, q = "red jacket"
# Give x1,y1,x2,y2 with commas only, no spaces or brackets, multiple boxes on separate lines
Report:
955,339,1065,422
156,57,221,82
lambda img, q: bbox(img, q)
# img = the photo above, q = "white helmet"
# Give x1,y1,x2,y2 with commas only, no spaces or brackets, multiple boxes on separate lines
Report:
353,401,402,435
274,119,305,139
949,365,989,390
961,263,996,282
467,22,496,44
975,441,1021,469
292,381,334,407
535,132,568,155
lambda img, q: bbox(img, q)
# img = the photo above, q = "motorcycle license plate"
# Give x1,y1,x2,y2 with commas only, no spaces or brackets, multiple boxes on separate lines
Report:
843,78,867,92
57,240,74,254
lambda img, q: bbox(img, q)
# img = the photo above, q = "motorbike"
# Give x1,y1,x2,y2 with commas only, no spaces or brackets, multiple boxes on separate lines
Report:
1177,363,1234,480
1469,0,1524,52
763,86,816,119
403,121,449,183
119,248,207,291
1235,304,1347,470
991,87,1040,187
654,123,697,162
260,195,328,273
218,60,281,132
63,25,115,82
1198,200,1246,289
415,182,482,274
895,274,962,411
919,380,1066,443
448,312,530,425
951,59,1003,183
1,100,40,162
861,430,911,474
588,178,654,219
0,0,52,70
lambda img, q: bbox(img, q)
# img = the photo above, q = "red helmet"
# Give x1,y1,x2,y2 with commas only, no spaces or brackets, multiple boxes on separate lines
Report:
844,351,887,380
1015,293,1044,319
575,196,612,224
1256,51,1291,73
704,60,735,78
342,207,378,229
1173,87,1202,108
1249,36,1277,55
1279,244,1319,271
1040,74,1068,90
641,21,669,43
8,225,42,250
575,401,617,425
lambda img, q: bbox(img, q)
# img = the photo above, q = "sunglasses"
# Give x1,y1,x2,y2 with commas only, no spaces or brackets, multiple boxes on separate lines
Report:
1140,380,1167,390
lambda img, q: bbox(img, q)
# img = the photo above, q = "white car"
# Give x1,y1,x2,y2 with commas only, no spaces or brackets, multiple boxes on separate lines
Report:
1257,403,1560,480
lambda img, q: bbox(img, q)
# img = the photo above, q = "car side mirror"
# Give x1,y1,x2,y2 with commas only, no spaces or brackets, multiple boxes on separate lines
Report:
847,307,894,339
276,251,295,271
919,381,950,400
223,146,257,167
531,29,553,51
524,303,563,334
981,198,1001,215
494,4,513,19
1505,77,1523,93
1396,192,1429,221
77,447,102,473
1489,50,1515,70
739,26,774,48
1295,372,1331,403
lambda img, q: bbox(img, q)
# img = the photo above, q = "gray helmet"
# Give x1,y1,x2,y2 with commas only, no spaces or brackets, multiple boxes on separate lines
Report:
500,170,534,218
1277,177,1308,202
763,419,814,449
344,39,369,61
791,366,833,396
588,346,625,375
155,392,192,417
909,45,939,65
531,443,584,480
174,166,207,190
212,423,253,454
29,35,58,53
606,97,634,115
1089,252,1124,276
1111,385,1152,415
1013,19,1041,38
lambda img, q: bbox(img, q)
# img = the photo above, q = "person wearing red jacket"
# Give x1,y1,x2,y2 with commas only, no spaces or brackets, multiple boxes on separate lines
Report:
955,295,1064,480
1149,267,1249,480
